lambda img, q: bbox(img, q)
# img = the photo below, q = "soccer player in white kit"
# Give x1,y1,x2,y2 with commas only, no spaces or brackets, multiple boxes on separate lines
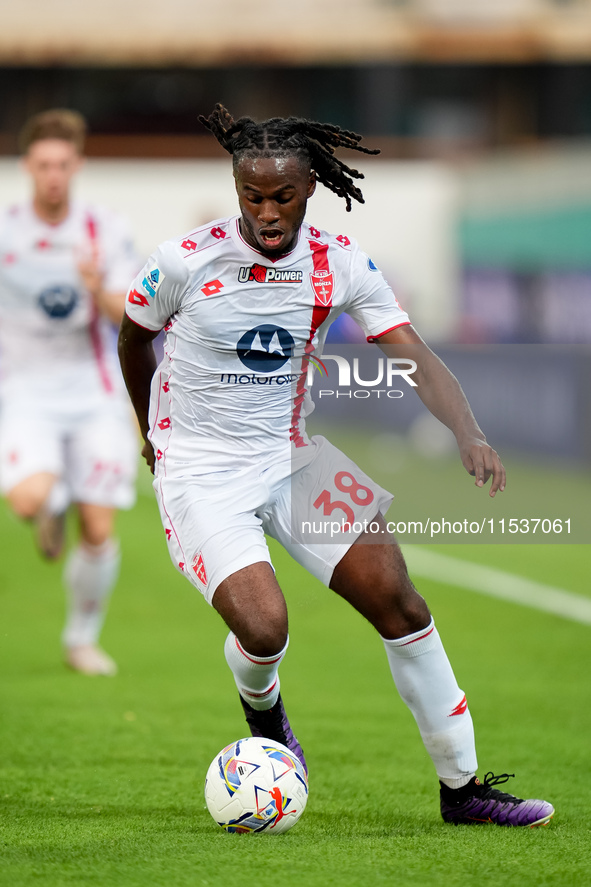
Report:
0,109,139,675
118,105,553,826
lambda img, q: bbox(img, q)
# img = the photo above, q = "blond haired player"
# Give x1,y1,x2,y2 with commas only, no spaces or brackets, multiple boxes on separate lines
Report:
0,109,139,675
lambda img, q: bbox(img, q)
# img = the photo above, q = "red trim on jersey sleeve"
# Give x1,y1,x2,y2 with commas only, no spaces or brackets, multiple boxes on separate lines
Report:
123,311,164,333
367,321,411,342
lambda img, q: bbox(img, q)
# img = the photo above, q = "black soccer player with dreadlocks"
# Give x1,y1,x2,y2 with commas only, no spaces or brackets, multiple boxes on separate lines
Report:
119,104,553,828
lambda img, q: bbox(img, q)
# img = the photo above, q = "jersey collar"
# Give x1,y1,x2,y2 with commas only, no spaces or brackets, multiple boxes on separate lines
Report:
229,216,306,266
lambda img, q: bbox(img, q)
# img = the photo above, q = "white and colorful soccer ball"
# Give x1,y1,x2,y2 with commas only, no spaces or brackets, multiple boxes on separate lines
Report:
204,736,308,834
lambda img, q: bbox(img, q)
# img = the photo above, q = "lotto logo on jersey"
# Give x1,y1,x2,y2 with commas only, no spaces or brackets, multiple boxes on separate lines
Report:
128,288,149,307
142,265,165,297
238,264,303,284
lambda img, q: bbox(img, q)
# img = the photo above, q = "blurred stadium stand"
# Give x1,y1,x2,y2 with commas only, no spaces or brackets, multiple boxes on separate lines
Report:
3,1,591,157
458,143,591,344
3,0,591,68
1,0,591,348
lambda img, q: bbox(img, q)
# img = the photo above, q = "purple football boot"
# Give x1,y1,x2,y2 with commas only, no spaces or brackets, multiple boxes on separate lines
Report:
239,694,308,775
441,772,554,827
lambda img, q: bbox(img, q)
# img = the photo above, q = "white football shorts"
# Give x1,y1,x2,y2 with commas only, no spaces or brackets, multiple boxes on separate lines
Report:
0,393,138,509
154,435,393,605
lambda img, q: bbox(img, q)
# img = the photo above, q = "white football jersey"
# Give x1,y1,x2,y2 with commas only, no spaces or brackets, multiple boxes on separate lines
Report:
126,216,410,473
0,200,138,404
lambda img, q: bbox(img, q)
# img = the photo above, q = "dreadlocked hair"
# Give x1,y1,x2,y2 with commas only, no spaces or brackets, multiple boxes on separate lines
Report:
198,103,380,212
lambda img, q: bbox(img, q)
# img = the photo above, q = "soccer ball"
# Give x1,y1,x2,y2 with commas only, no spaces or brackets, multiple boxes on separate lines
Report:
204,736,308,834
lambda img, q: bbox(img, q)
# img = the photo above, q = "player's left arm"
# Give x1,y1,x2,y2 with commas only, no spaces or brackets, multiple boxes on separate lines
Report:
377,324,506,497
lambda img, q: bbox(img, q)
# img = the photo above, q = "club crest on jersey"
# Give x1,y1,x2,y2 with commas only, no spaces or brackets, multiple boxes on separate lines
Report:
238,263,303,284
142,266,164,298
310,270,333,306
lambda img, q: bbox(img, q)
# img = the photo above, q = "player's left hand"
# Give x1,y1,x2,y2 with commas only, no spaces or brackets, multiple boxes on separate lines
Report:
459,437,506,497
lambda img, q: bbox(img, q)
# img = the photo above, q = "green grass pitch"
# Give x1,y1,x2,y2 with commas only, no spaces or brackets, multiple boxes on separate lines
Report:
1,459,590,887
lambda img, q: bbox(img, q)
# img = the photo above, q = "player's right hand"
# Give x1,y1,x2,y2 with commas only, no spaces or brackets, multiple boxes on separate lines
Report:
459,436,506,497
142,439,156,474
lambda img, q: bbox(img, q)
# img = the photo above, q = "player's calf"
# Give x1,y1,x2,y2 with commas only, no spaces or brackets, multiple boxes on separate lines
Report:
331,521,431,638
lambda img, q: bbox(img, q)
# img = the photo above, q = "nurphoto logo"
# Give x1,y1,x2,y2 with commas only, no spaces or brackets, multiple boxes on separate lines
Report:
307,353,418,399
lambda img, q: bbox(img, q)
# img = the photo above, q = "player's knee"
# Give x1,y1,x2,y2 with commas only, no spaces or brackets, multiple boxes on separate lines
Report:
80,524,111,547
6,488,42,521
212,564,288,657
399,584,431,626
239,618,288,659
78,508,114,547
378,575,431,638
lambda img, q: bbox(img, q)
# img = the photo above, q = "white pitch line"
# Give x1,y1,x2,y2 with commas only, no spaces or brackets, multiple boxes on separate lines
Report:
402,547,591,626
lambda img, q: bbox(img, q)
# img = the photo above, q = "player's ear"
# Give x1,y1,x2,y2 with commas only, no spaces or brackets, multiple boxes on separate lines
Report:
307,170,317,198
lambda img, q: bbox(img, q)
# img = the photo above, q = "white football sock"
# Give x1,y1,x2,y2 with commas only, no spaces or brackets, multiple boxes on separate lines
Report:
382,619,477,788
62,539,120,648
224,632,288,711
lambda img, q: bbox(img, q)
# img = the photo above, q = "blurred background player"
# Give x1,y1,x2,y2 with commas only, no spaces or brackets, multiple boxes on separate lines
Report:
0,109,139,675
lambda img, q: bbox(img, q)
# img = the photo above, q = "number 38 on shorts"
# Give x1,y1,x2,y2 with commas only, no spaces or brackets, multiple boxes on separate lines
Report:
314,471,375,528
292,437,393,545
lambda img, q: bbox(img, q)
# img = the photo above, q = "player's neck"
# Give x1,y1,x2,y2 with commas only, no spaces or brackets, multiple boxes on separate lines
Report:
32,195,71,226
238,217,299,260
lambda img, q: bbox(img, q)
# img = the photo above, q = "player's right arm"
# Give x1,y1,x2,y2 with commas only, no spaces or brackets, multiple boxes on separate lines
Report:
118,241,188,472
118,315,160,472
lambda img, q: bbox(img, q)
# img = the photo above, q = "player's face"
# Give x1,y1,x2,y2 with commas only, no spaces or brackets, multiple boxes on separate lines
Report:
235,156,316,258
23,139,82,210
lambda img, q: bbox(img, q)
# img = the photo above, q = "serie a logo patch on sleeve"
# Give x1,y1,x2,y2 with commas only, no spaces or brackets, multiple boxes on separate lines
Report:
142,265,165,297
